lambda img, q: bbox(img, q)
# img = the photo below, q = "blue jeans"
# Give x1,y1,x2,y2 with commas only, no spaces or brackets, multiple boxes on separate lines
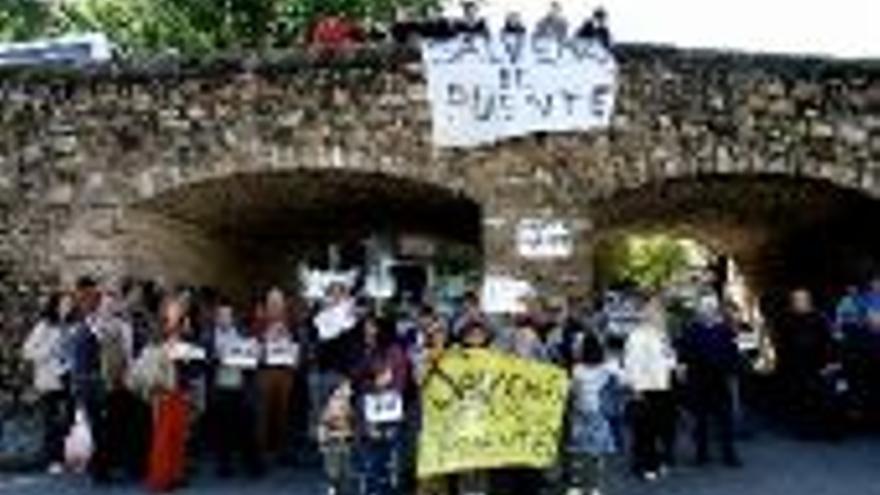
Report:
359,428,401,495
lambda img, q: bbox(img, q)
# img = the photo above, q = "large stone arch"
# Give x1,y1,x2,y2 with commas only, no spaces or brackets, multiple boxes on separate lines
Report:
57,167,483,300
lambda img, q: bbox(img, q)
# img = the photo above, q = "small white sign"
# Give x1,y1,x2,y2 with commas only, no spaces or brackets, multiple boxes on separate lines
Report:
481,275,535,315
167,341,206,362
300,267,358,301
221,340,260,369
364,391,405,424
264,340,300,368
516,218,574,259
314,300,357,342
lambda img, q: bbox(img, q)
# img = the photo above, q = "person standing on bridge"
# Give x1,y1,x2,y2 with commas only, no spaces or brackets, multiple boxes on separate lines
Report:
575,7,613,49
773,289,837,439
623,295,679,481
352,313,411,495
145,296,201,492
564,331,620,495
677,294,743,467
69,277,113,484
534,1,570,41
208,301,262,478
446,319,495,495
451,1,490,39
21,290,75,475
256,288,300,468
319,379,356,495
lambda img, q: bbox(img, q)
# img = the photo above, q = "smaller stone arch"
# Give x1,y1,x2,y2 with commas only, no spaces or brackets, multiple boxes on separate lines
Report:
590,173,880,304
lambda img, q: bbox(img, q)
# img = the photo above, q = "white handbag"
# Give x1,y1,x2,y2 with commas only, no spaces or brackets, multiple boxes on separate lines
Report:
64,408,94,473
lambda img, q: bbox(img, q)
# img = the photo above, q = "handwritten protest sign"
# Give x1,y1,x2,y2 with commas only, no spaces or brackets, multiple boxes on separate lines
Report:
417,349,570,478
516,218,574,259
422,36,617,147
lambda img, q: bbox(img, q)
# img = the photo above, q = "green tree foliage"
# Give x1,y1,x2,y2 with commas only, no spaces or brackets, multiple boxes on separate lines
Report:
1,0,440,54
596,234,695,291
0,0,58,41
61,0,293,54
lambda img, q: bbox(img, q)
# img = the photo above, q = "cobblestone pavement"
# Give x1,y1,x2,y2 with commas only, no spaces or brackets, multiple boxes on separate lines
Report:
1,431,879,495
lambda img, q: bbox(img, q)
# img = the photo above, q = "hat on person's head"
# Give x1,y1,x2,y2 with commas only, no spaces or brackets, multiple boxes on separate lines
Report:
593,6,608,20
75,275,98,291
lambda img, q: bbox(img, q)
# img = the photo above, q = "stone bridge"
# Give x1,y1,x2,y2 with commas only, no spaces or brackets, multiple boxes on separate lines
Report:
1,44,879,316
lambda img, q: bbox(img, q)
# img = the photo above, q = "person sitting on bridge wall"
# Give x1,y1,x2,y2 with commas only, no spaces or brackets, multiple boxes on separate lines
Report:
308,14,366,51
391,1,616,52
451,1,491,38
576,7,613,49
502,12,528,37
534,1,570,41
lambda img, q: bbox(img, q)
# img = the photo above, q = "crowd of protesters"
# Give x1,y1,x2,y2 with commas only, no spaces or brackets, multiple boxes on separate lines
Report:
309,1,613,51
17,269,880,494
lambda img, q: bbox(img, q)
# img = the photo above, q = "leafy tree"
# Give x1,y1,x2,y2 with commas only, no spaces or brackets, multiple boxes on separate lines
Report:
596,234,695,292
1,0,441,54
0,0,58,41
58,0,284,54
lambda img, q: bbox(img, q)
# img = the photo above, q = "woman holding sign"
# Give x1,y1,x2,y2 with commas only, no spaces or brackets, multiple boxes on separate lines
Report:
209,302,262,477
256,288,300,468
353,314,411,495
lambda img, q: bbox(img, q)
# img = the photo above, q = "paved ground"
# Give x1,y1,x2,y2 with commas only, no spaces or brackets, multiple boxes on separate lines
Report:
1,431,879,494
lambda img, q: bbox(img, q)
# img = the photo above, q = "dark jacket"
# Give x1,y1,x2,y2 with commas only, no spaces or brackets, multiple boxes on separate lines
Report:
575,20,612,49
774,311,834,374
678,319,741,401
70,319,104,401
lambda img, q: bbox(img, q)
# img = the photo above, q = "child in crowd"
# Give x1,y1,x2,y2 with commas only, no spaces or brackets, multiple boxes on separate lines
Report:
456,320,493,495
602,335,629,452
354,314,410,495
319,381,356,495
566,332,619,495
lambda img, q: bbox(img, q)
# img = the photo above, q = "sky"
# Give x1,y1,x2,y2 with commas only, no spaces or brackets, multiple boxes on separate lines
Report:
444,0,878,59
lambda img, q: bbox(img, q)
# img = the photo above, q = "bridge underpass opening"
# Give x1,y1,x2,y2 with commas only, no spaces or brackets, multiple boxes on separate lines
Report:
591,175,880,320
593,232,762,339
113,170,483,304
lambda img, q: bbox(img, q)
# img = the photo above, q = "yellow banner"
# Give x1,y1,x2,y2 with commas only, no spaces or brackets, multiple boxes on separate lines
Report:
417,349,570,478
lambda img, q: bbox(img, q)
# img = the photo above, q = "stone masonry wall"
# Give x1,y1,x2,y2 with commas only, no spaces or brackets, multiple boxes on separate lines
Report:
0,43,876,339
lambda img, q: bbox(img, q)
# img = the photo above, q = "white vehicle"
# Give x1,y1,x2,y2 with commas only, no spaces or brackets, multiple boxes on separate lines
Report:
0,33,113,68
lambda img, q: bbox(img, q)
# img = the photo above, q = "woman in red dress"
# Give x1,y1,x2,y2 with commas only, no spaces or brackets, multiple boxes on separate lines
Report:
146,298,193,492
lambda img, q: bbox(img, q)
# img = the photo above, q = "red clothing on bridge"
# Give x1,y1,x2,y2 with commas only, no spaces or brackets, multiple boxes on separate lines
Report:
309,16,365,49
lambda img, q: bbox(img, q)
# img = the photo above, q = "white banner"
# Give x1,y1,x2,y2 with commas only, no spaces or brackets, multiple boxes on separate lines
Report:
422,35,617,147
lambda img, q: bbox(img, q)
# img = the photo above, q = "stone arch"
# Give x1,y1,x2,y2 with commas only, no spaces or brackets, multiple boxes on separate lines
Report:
589,172,880,310
57,166,483,299
588,164,880,205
